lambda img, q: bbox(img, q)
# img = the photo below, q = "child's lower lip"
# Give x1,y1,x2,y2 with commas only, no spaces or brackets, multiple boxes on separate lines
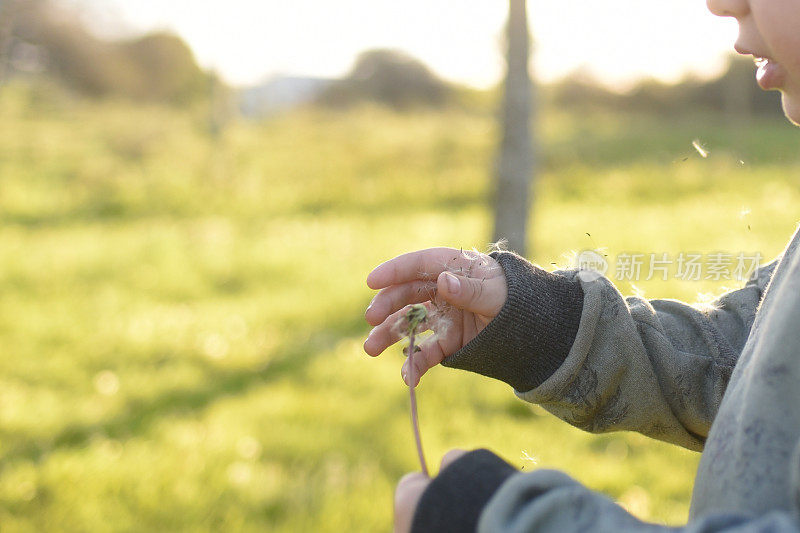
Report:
756,58,786,90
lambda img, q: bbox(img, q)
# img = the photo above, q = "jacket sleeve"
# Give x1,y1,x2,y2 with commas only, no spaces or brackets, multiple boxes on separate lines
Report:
442,251,779,450
480,464,800,533
411,450,800,533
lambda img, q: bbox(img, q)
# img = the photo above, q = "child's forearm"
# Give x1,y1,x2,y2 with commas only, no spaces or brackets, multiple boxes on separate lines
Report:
479,459,800,533
411,448,800,533
441,251,779,450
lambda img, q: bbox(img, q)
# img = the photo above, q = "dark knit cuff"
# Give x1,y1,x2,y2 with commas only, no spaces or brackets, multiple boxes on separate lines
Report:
441,251,585,392
410,449,517,533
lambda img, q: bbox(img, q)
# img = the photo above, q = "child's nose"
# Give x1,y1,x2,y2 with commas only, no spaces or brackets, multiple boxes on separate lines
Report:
706,0,749,18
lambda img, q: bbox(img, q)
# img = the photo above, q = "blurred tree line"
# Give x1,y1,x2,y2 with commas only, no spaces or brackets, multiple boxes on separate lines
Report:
316,49,451,110
315,48,780,122
0,0,214,105
547,56,784,119
0,0,779,120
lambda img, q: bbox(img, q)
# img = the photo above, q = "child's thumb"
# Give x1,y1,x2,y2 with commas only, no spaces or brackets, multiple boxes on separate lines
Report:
437,271,505,318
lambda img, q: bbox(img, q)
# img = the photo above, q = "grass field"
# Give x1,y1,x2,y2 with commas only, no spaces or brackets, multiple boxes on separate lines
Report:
1,83,798,531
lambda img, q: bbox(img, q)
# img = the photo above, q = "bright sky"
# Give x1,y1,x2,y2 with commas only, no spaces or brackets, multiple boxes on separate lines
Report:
77,0,741,89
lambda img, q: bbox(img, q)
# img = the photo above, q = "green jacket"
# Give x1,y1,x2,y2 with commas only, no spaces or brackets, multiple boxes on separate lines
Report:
412,224,800,532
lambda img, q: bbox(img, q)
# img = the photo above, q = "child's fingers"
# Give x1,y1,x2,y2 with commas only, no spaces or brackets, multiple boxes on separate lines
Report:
402,357,427,387
365,280,437,327
394,472,430,533
439,449,468,471
433,320,468,361
364,304,432,357
367,247,472,290
400,313,480,386
401,340,447,386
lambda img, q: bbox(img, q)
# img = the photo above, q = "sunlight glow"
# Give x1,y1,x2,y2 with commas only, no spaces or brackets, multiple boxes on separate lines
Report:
78,0,740,89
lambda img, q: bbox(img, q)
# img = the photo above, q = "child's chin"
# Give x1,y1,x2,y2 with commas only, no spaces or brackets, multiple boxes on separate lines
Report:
782,94,800,127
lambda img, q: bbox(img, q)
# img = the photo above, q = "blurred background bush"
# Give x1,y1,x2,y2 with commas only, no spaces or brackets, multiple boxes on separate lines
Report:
2,0,211,103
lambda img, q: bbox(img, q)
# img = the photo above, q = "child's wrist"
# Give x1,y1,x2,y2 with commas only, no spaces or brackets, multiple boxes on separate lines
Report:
410,449,517,533
440,251,585,392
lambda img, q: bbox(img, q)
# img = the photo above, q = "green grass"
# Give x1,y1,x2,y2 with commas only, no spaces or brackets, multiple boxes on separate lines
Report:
0,83,798,531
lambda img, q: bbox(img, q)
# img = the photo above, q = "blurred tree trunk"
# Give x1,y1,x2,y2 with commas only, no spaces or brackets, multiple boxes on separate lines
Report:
208,73,225,139
492,0,534,256
0,0,17,85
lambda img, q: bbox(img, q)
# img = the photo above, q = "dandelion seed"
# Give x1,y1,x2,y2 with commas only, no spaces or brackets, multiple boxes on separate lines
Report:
630,284,646,299
489,239,508,252
418,270,435,282
521,450,538,465
584,232,604,254
696,291,719,305
692,139,709,158
739,207,751,218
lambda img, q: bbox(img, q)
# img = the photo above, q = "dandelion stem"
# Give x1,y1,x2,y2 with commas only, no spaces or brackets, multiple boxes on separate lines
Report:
407,330,429,476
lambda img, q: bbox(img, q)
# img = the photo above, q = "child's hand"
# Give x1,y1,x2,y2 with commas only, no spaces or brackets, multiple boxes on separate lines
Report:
364,247,507,385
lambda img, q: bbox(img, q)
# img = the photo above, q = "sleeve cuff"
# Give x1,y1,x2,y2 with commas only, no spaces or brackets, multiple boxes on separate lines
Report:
441,251,585,392
410,449,517,533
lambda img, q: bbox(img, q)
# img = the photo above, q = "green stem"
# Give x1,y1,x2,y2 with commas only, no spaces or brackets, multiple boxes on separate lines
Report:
407,331,428,476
